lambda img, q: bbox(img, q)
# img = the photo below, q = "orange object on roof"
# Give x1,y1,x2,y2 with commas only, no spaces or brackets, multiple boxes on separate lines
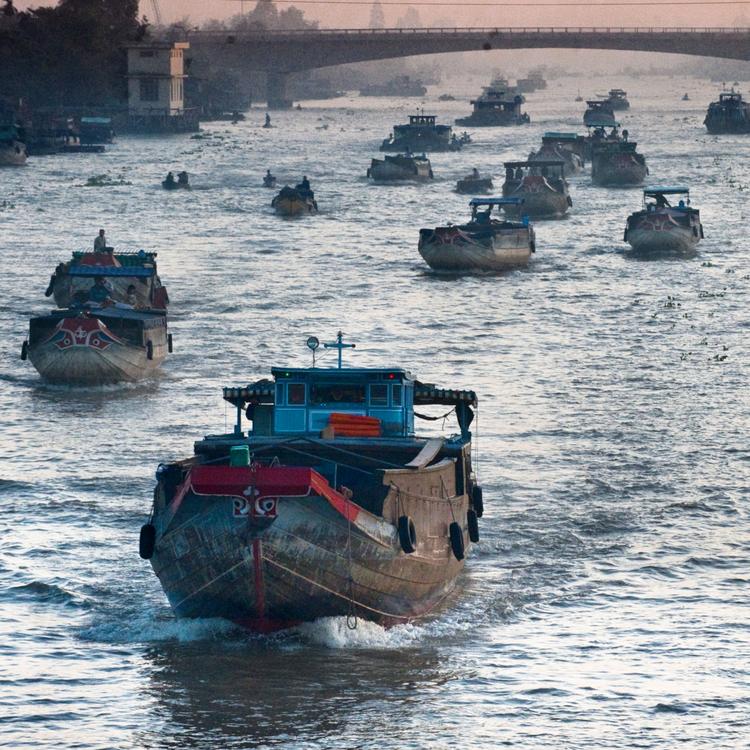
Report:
328,413,382,437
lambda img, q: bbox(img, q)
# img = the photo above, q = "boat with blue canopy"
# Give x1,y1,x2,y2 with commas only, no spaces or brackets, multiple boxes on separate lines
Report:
624,186,703,253
418,197,535,272
139,333,483,632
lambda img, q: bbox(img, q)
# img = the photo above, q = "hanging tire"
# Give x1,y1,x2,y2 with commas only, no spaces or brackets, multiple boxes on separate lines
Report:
471,485,484,518
397,515,417,554
467,509,479,543
139,523,156,559
146,340,153,360
20,340,28,360
167,333,173,353
449,521,465,561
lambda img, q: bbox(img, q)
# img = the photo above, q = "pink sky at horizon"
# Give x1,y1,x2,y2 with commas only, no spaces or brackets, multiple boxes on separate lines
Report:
12,0,750,29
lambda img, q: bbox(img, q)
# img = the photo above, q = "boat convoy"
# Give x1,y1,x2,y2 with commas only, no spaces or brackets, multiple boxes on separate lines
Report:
14,79,720,633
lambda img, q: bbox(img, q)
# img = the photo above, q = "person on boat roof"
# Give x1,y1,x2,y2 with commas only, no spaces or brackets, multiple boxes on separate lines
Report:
88,276,111,305
94,228,107,252
177,171,189,186
472,167,480,178
264,169,275,186
265,113,271,127
296,175,313,198
164,171,176,186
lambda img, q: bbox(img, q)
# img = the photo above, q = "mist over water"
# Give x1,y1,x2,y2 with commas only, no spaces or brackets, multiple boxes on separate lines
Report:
1,75,749,749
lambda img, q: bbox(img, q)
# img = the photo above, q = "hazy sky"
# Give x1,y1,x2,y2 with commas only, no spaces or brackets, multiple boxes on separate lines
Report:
14,0,750,29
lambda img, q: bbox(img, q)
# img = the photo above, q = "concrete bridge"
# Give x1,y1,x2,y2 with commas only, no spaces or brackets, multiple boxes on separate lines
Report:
186,26,750,107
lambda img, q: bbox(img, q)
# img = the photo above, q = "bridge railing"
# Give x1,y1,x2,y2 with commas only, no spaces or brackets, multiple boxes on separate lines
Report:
189,26,750,37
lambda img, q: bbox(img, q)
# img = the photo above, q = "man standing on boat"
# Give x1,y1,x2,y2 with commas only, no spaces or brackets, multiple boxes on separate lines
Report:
94,229,107,252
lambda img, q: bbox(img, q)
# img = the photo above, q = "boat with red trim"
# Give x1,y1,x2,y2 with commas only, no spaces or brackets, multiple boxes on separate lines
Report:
139,333,482,632
501,160,572,219
21,306,171,384
624,187,703,253
591,139,648,187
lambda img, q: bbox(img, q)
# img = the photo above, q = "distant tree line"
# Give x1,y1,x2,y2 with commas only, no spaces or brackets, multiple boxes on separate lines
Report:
0,0,145,109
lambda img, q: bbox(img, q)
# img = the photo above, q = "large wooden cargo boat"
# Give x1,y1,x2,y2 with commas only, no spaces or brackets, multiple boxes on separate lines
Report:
139,335,483,632
418,197,534,272
591,141,648,187
380,113,463,152
46,249,169,310
624,187,703,253
455,89,530,127
704,90,750,134
502,161,572,219
367,154,433,182
22,307,170,384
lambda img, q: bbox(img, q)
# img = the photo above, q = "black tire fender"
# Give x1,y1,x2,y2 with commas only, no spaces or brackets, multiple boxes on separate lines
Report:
20,340,28,360
449,521,465,561
146,340,153,360
139,523,156,559
397,515,417,554
471,485,484,518
167,333,173,353
467,509,479,543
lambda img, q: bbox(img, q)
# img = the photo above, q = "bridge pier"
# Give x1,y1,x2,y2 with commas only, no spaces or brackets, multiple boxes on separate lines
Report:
266,71,292,110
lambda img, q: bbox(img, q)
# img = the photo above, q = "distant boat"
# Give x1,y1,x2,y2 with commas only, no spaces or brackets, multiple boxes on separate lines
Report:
367,153,433,182
704,90,750,134
583,100,616,128
607,88,630,111
381,112,463,152
529,132,584,176
140,333,483,632
22,307,171,384
502,161,572,219
0,124,27,166
456,88,530,127
455,171,493,194
624,187,703,253
418,197,534,272
682,93,690,101
438,93,456,101
591,140,648,187
575,90,584,102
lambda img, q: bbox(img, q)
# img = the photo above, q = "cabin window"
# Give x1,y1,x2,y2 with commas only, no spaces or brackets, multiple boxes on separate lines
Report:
275,382,285,406
310,384,365,404
369,384,388,406
140,79,159,102
288,383,306,405
392,384,402,406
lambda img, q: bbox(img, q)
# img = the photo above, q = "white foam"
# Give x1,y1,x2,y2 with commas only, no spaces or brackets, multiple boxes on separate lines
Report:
79,612,238,644
295,616,426,650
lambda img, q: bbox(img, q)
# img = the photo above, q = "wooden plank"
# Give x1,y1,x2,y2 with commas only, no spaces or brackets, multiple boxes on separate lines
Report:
404,438,443,470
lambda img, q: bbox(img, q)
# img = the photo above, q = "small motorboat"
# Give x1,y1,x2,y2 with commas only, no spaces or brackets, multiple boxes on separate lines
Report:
263,172,277,188
367,154,433,182
591,140,648,187
418,197,535,272
162,171,190,190
529,133,584,175
45,248,169,310
682,93,690,101
22,306,172,384
272,185,318,216
455,171,493,194
624,187,703,253
575,90,584,102
502,161,572,219
139,332,483,632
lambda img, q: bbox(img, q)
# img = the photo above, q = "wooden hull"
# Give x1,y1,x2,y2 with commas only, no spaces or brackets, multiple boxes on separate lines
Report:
456,177,493,194
419,227,532,272
625,209,703,253
592,157,648,187
149,460,471,630
502,182,571,219
26,313,167,384
369,159,432,182
455,113,529,127
272,196,317,216
0,142,27,166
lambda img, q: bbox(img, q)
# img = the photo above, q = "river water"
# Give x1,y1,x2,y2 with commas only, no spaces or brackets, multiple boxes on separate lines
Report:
1,74,749,749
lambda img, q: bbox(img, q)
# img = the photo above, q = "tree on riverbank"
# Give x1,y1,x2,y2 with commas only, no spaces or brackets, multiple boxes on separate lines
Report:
0,0,145,108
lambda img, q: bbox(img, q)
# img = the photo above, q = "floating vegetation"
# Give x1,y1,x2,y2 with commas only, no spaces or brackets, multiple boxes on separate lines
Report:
83,173,132,187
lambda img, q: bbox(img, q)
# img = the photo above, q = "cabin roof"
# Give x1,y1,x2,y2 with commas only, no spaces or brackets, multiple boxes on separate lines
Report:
644,186,689,195
469,197,524,206
543,132,579,140
270,366,411,378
